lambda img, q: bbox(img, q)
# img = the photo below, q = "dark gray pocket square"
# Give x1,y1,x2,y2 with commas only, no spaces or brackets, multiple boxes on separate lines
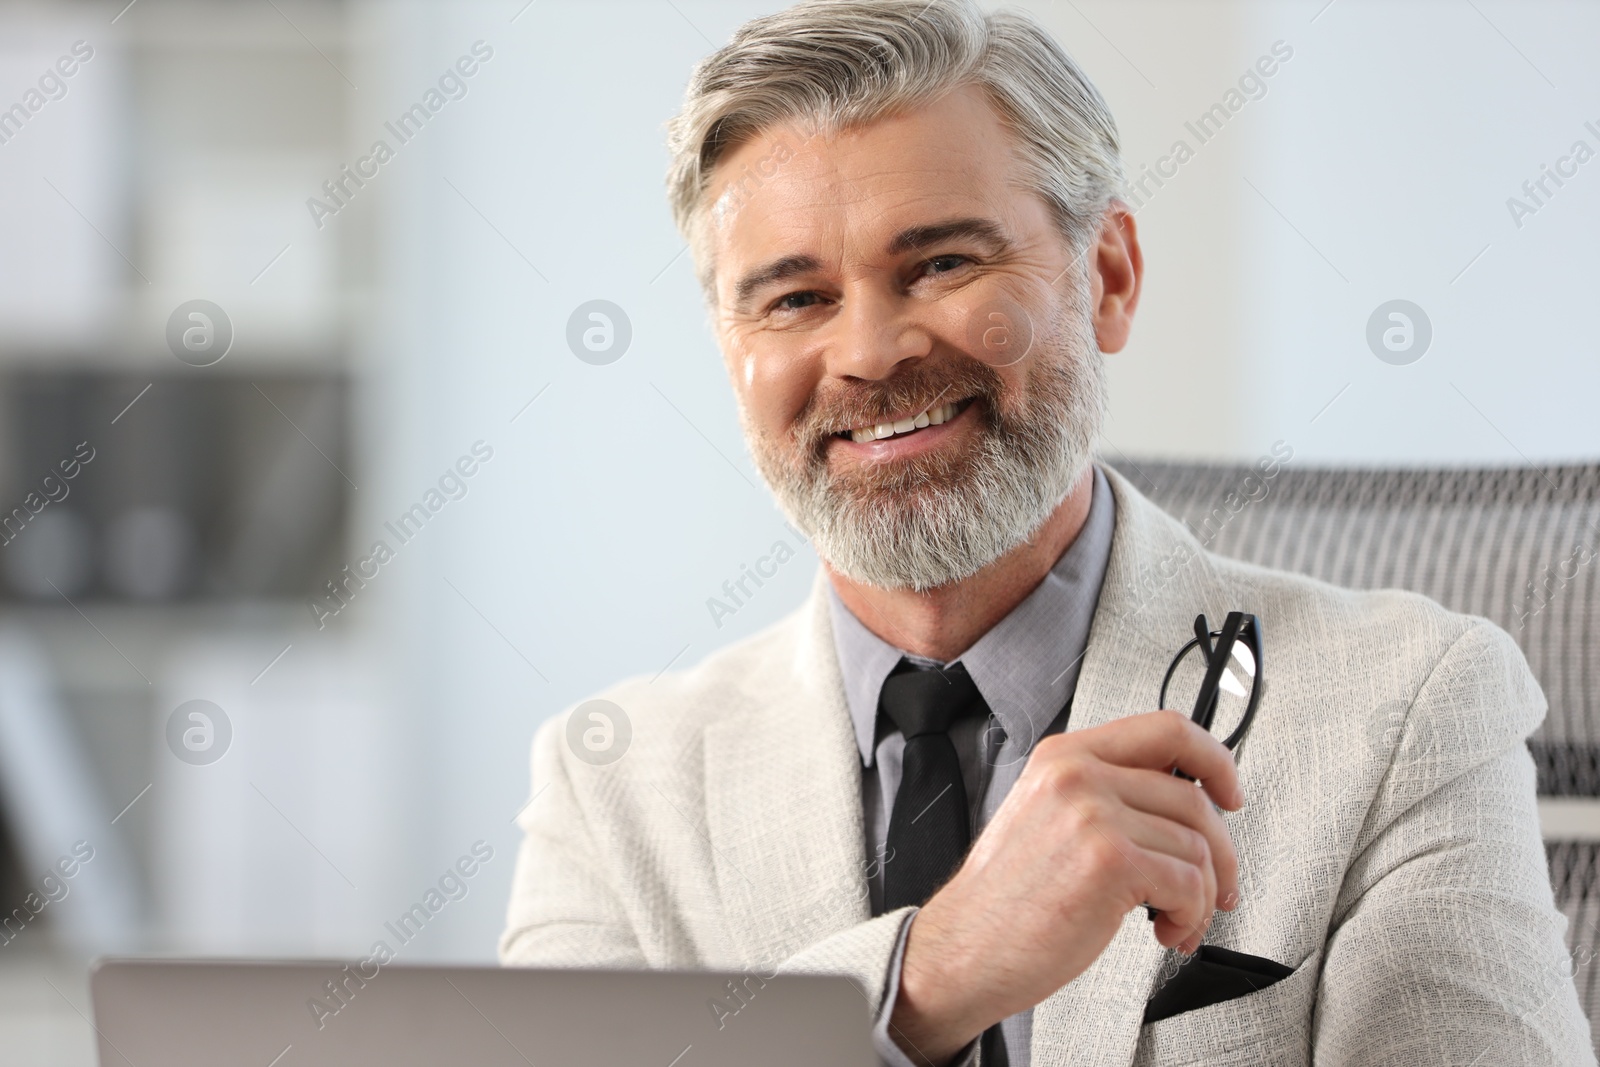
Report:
1143,945,1295,1024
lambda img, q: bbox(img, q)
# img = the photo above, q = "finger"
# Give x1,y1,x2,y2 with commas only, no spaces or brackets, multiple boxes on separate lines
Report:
1154,909,1208,956
1080,709,1244,810
1109,767,1240,911
1116,841,1213,952
1118,808,1218,934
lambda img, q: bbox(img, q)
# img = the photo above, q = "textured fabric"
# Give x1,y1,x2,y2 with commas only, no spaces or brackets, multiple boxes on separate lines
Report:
832,462,1115,1067
1549,842,1600,1032
501,463,1593,1066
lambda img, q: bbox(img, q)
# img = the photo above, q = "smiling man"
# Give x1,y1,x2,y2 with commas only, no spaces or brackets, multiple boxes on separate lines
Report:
501,2,1591,1064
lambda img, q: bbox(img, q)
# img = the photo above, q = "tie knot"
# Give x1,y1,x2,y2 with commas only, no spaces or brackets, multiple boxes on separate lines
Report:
879,659,988,739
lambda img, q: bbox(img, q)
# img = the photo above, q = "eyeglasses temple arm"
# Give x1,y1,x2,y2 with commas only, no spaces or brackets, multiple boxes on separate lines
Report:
1191,611,1245,731
1221,615,1264,750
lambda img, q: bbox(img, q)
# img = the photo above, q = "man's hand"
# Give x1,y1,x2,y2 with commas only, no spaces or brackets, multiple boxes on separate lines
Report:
887,709,1244,1065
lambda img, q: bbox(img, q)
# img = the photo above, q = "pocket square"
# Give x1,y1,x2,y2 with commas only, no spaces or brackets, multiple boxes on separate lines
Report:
1143,945,1295,1024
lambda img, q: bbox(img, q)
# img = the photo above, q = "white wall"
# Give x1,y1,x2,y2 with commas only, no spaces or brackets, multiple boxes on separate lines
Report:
1239,0,1600,465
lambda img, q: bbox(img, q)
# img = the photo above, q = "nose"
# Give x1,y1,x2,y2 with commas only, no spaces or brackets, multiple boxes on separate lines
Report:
823,287,932,382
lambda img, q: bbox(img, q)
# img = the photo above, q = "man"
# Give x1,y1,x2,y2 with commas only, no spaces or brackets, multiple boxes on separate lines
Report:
501,1,1592,1063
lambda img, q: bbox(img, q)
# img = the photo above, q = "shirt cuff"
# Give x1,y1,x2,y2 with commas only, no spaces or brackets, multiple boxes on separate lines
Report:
872,908,979,1067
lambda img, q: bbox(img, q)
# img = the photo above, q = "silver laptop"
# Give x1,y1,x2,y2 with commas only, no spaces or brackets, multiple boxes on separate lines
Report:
89,959,875,1066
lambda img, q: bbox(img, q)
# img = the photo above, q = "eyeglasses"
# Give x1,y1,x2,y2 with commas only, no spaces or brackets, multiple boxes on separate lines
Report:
1145,611,1262,924
1160,610,1263,758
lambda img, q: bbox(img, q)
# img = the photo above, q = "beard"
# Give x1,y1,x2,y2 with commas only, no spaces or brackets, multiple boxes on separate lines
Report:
741,288,1107,592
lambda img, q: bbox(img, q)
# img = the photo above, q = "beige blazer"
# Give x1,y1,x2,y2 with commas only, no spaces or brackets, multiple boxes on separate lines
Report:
501,465,1594,1065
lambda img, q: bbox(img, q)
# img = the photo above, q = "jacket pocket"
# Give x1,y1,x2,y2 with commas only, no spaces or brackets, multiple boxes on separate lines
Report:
1143,944,1295,1024
1132,945,1323,1067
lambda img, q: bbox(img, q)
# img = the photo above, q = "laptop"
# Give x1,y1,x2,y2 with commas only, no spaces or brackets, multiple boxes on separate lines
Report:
89,959,875,1066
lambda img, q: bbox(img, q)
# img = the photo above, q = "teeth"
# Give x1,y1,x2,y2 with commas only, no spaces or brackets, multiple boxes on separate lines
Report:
847,401,959,443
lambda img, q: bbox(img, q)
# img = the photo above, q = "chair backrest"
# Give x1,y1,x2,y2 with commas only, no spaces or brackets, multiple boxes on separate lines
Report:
1107,459,1600,792
1107,458,1600,1042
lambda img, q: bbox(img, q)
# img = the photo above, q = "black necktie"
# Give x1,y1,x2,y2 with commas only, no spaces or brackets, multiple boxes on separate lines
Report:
880,658,989,912
879,658,1012,1067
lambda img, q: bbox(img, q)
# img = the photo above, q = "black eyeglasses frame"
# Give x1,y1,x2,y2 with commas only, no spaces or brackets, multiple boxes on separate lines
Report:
1158,610,1264,753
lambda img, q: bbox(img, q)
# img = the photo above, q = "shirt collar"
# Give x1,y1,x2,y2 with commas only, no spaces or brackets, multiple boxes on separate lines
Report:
828,463,1117,765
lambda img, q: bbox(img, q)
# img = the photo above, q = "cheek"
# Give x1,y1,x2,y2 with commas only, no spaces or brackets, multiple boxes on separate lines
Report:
726,330,821,435
981,303,1039,370
984,309,1072,416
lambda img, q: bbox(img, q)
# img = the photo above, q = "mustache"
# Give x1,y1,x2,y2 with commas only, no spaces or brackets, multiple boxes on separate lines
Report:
791,354,1005,446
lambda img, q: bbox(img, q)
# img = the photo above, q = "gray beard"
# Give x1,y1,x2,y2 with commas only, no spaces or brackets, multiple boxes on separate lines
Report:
743,299,1107,593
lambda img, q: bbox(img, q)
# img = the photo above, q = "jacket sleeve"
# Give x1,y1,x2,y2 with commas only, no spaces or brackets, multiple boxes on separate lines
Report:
499,714,646,967
499,715,914,1000
1313,620,1595,1065
500,712,971,1066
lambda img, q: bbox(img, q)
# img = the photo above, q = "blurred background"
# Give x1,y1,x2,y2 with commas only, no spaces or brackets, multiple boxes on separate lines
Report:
0,0,1595,1060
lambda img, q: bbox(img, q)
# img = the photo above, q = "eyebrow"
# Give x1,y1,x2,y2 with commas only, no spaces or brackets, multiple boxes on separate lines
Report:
732,253,823,307
729,216,1012,309
887,216,1011,257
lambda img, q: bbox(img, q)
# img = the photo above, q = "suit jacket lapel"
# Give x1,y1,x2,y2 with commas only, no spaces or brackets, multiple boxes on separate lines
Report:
1031,464,1235,1066
703,572,869,966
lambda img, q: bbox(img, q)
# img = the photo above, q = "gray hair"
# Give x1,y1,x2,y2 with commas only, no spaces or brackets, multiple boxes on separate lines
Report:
665,0,1126,296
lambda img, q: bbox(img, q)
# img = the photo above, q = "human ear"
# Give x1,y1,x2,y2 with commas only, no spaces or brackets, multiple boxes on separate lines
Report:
1087,202,1143,354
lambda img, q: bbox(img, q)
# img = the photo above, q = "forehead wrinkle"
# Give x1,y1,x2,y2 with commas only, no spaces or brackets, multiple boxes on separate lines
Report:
838,191,1001,269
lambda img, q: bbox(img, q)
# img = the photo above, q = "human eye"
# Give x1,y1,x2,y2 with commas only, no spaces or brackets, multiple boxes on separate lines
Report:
770,290,826,314
920,253,973,278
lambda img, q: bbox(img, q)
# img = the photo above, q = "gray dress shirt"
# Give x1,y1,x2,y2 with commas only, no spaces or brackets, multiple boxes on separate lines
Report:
826,463,1116,1067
